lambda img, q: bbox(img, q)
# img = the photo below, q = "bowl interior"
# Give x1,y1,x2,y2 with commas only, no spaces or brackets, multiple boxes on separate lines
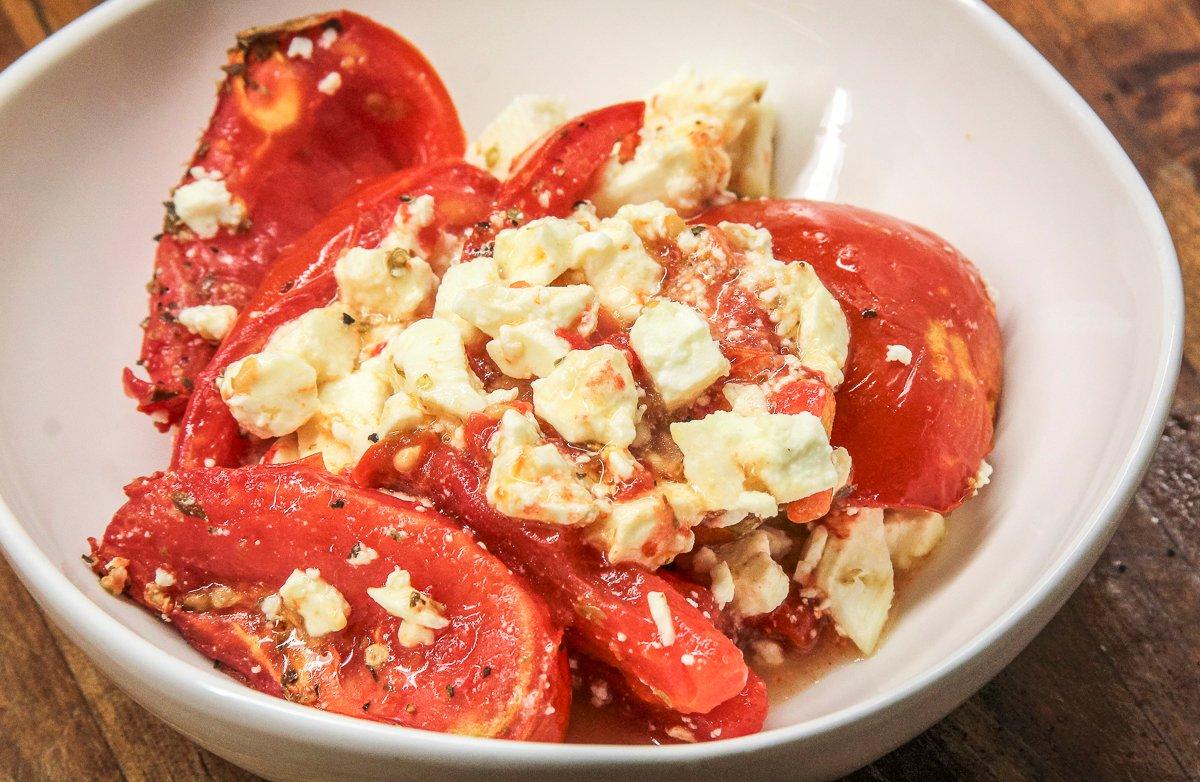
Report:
0,0,1177,750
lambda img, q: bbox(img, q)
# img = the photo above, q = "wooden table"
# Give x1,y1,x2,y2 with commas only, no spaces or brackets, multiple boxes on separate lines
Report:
1,1,1197,779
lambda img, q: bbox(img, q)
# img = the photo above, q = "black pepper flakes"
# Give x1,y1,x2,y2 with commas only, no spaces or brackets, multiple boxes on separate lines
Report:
399,194,413,203
861,308,878,319
481,666,492,678
171,491,207,519
367,432,380,443
446,685,456,698
342,312,356,325
330,498,346,509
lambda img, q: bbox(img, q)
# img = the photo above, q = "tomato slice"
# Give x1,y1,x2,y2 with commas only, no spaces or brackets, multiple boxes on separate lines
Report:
171,160,497,470
461,101,645,258
697,200,1002,512
573,655,768,744
129,11,466,428
353,432,750,715
89,463,566,740
743,586,824,654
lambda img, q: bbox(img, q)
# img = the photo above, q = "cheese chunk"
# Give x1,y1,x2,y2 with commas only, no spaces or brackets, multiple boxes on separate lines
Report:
670,411,836,517
433,257,500,339
723,222,849,387
486,409,599,526
453,283,595,338
884,509,947,570
266,305,360,382
465,95,567,178
295,365,391,472
277,568,350,638
368,567,449,648
712,531,790,617
592,69,773,216
177,304,238,342
334,246,435,323
613,201,687,243
532,346,640,447
586,490,693,568
493,217,583,285
813,509,894,654
171,176,245,239
630,300,729,409
486,320,572,379
382,194,437,257
572,218,664,324
218,352,319,438
389,319,490,419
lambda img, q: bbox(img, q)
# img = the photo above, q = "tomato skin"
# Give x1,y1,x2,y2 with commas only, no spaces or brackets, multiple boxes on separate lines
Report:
573,655,768,744
744,587,824,654
353,435,750,715
130,11,467,427
461,102,645,258
697,200,1002,513
171,160,497,470
90,464,566,740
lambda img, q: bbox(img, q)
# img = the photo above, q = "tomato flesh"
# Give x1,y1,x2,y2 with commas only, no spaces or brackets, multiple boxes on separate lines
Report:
129,11,466,427
90,464,566,740
172,160,497,470
698,200,1002,512
353,433,750,715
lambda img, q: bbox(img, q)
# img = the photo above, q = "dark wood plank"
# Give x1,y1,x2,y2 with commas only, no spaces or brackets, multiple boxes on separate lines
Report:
0,556,123,781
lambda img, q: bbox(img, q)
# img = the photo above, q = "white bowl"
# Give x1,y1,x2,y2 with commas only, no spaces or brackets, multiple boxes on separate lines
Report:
0,0,1181,779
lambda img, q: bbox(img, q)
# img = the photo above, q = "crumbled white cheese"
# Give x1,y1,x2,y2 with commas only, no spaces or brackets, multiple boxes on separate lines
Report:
335,246,436,324
647,590,676,647
592,68,773,216
453,282,595,339
532,346,640,447
317,71,342,95
586,490,692,568
670,410,837,517
177,304,238,342
485,320,573,379
433,257,501,339
493,217,584,285
485,409,600,526
367,567,449,647
154,568,176,587
465,95,567,178
218,351,320,438
347,542,379,566
265,305,360,381
286,36,313,59
885,344,913,365
884,509,946,570
295,362,392,472
972,459,993,495
389,318,495,419
278,568,350,638
318,26,338,49
812,509,894,654
630,300,729,409
571,217,664,324
613,201,687,242
172,177,245,239
711,531,790,616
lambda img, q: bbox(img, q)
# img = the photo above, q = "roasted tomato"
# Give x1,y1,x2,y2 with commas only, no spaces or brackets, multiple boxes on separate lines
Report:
698,200,1002,512
172,160,497,470
89,463,566,740
353,432,750,715
462,101,645,258
128,11,466,427
573,655,768,744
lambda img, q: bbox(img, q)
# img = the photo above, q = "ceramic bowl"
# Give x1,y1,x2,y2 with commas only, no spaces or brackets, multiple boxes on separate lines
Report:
0,0,1181,779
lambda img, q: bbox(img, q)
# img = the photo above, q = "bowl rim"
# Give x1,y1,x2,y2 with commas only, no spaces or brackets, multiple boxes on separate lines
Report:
0,0,1183,768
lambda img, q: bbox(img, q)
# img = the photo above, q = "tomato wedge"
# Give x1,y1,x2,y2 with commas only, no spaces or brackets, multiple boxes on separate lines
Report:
573,655,768,744
697,200,1002,512
129,11,466,428
353,431,750,715
172,160,498,470
89,463,566,740
462,101,645,258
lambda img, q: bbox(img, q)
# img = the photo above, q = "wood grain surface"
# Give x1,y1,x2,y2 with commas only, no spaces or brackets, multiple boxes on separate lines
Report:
0,1,1197,780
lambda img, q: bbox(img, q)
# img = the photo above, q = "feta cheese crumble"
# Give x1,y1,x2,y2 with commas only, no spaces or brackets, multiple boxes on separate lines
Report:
367,567,449,647
885,344,913,365
466,95,567,178
647,590,676,647
177,304,238,342
171,176,245,239
277,568,351,638
286,36,313,59
317,71,343,95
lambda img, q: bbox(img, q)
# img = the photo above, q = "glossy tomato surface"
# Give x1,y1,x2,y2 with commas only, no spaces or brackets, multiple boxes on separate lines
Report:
91,464,566,740
698,200,1002,512
129,11,465,426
